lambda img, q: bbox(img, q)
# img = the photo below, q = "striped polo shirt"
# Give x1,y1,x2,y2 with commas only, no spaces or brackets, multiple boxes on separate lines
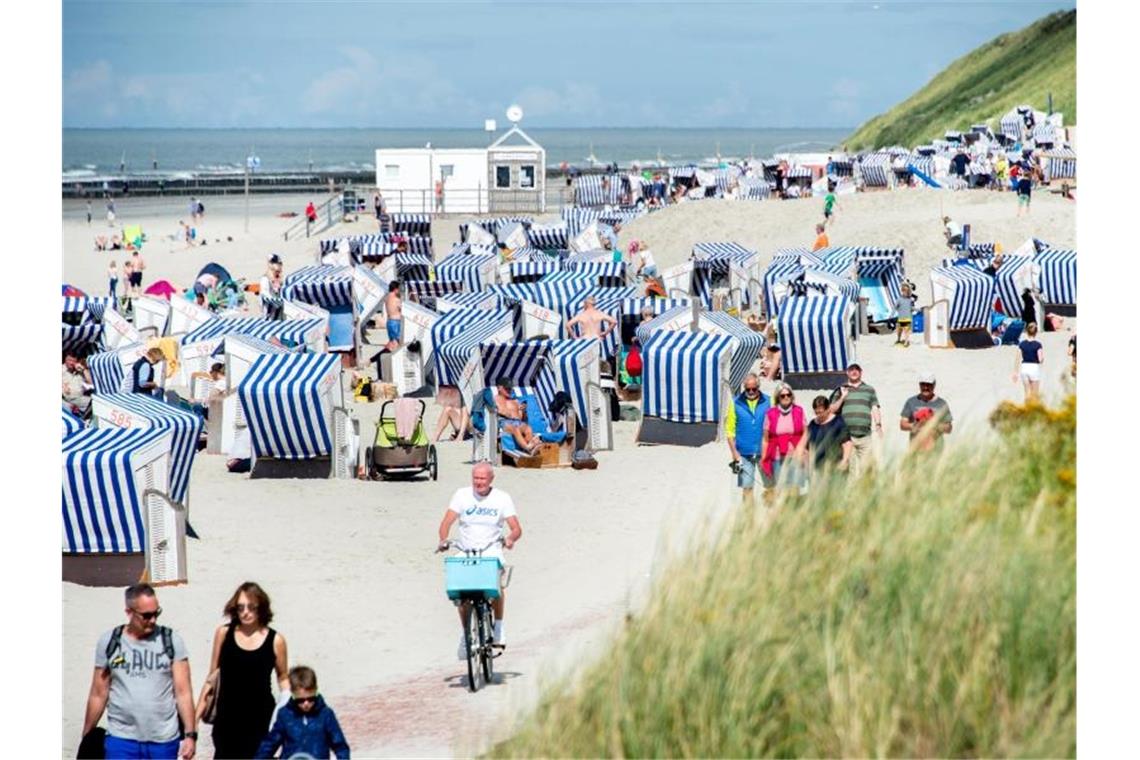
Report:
830,382,879,438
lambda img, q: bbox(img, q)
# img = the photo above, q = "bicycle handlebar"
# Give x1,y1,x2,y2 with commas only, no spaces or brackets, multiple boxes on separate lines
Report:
436,537,505,554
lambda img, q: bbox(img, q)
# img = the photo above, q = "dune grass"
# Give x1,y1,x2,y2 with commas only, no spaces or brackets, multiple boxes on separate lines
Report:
845,10,1076,151
492,397,1075,758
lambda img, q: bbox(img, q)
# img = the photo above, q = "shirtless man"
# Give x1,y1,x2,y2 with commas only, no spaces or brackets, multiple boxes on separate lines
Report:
494,380,523,420
566,296,618,341
493,381,541,454
384,281,402,351
129,251,146,297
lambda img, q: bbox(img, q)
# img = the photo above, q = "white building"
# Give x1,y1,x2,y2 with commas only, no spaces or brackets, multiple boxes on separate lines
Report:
373,118,546,214
374,148,488,214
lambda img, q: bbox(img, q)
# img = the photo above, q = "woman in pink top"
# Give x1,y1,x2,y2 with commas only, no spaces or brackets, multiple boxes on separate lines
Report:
761,382,807,490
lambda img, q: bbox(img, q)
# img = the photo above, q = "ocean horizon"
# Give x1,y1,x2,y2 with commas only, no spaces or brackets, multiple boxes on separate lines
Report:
63,127,852,180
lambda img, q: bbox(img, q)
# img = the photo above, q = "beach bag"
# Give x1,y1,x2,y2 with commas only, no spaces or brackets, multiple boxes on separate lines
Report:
77,727,106,759
644,278,666,298
625,344,642,377
199,669,222,724
571,450,598,470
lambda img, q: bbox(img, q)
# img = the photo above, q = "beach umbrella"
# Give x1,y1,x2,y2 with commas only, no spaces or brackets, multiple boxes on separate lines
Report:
144,280,178,300
62,284,87,297
197,262,233,283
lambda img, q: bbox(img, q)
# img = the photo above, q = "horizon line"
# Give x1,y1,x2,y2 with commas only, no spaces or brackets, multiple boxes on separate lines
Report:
63,124,857,132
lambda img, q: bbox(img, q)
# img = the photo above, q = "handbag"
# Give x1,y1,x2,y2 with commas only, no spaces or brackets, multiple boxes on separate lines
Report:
200,669,222,724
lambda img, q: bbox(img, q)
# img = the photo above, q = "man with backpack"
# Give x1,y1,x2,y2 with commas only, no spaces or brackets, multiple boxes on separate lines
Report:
82,583,198,759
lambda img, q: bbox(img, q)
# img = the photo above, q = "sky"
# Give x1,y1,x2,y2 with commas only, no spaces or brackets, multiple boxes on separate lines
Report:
62,0,1076,129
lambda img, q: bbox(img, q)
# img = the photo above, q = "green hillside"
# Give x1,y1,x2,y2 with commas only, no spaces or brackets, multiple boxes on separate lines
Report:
845,10,1075,150
494,399,1076,758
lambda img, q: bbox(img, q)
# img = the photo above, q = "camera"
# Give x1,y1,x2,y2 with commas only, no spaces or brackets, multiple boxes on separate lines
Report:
729,460,743,475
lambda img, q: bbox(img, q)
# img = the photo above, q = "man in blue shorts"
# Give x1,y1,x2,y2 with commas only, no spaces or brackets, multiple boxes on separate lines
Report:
82,584,198,759
725,373,771,505
384,280,402,350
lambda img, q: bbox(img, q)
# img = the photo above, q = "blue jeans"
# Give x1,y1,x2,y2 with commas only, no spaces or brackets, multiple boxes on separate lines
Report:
104,735,180,759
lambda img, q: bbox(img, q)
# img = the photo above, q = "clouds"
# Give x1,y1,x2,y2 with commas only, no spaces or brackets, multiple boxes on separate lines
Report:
61,1,1077,128
63,57,274,127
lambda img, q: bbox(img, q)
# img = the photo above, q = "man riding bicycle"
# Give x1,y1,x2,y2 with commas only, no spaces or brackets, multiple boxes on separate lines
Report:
437,462,522,658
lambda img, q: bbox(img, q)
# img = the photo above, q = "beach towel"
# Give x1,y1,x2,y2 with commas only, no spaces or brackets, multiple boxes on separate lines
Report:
470,387,495,434
394,397,420,441
145,280,178,300
146,336,181,377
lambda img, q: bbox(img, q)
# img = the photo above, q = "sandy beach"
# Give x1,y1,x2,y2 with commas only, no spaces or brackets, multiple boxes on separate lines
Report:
61,189,1075,756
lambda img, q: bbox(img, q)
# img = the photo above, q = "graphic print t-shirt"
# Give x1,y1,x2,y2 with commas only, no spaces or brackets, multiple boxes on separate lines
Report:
448,486,517,553
94,627,188,742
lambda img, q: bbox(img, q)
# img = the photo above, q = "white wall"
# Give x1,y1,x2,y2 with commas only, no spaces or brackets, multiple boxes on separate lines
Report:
374,148,488,213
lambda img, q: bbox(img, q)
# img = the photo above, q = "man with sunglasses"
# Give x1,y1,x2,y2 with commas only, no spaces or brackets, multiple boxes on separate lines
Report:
725,373,771,504
83,584,198,759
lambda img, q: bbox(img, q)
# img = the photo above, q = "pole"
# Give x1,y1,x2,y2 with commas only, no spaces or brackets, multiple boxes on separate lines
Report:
244,160,250,233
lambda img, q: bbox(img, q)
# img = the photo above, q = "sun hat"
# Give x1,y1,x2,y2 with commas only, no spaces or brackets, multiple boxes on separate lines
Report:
919,372,936,384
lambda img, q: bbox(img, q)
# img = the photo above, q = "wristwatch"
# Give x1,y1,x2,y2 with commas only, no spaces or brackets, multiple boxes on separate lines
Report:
185,732,198,741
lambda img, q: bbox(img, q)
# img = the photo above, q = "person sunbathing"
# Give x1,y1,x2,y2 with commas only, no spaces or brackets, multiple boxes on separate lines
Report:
501,400,542,455
494,381,523,421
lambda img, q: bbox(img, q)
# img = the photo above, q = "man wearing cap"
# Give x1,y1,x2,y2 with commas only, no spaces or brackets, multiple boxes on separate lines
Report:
829,363,881,475
900,373,953,452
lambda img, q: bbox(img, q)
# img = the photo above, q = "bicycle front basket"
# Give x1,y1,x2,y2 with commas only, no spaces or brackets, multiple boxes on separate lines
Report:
444,556,502,599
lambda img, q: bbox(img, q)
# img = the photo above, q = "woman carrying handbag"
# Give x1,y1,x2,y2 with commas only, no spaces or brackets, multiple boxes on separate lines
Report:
196,582,289,758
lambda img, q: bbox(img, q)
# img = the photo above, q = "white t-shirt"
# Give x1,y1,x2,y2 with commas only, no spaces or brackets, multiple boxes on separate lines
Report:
448,486,517,556
639,249,657,269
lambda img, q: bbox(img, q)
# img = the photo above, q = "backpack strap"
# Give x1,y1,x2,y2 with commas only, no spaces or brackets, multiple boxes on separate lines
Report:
159,626,175,662
104,624,126,662
105,625,175,663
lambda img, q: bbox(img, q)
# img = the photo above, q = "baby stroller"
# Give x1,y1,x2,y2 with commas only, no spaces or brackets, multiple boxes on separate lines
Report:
367,399,438,481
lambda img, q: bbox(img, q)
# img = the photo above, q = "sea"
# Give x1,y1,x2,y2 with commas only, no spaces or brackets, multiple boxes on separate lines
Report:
62,127,850,181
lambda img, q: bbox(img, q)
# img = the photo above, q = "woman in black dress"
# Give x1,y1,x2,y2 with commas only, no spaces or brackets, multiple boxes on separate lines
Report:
197,582,289,758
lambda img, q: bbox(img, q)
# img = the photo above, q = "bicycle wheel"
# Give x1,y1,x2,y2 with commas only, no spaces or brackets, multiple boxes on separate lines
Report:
478,602,494,685
463,603,480,692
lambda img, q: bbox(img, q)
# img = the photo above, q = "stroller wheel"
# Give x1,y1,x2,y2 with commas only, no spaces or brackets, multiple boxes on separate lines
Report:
428,445,438,481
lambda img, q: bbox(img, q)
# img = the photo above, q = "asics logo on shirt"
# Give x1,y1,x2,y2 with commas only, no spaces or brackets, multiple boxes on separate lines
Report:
464,506,499,517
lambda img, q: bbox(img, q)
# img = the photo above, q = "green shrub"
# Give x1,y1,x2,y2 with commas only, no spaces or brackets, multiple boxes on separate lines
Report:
493,398,1076,758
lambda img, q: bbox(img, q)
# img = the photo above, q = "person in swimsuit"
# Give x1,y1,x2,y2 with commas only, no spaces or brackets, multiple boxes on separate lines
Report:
384,281,402,350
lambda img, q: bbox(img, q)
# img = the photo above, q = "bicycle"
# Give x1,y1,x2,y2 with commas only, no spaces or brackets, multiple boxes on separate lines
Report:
437,538,513,692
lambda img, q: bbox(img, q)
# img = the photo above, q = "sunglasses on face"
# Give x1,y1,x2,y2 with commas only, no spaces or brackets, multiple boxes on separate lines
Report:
294,694,319,705
778,393,792,399
236,603,259,613
132,607,162,621
744,387,760,394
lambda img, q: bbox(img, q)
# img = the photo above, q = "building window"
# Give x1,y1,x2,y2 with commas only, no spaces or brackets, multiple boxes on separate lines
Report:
440,164,455,179
519,165,535,188
384,164,400,179
495,166,511,189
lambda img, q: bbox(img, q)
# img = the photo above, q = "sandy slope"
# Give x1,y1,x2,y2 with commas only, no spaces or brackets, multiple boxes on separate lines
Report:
61,189,1075,756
